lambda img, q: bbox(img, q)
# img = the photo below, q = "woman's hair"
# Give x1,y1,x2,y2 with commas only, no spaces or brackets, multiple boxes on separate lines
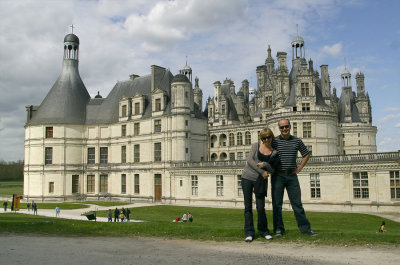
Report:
259,128,275,141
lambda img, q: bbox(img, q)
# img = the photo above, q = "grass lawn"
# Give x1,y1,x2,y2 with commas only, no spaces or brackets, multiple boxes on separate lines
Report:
1,201,90,210
0,205,398,245
0,181,23,195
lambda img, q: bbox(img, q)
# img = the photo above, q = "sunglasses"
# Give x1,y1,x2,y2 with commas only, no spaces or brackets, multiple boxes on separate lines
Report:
261,136,272,141
279,125,290,130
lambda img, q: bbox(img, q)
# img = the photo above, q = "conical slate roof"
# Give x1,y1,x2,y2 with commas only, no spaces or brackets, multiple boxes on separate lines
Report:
29,59,90,125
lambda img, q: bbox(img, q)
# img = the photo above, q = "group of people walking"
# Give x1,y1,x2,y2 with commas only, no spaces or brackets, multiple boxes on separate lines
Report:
108,207,131,222
242,118,317,242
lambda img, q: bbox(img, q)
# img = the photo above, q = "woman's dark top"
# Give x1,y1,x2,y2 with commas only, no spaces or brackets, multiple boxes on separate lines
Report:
258,151,271,162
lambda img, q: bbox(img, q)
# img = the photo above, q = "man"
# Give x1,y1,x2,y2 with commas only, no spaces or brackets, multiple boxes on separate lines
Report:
271,118,317,236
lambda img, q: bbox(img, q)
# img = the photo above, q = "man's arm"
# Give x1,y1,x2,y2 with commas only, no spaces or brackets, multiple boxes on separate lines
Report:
295,154,309,174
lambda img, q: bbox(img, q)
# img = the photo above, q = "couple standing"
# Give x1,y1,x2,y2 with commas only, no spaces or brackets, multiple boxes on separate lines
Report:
241,118,317,242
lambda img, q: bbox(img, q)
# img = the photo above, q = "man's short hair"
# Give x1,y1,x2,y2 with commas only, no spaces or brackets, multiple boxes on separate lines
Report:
278,118,290,126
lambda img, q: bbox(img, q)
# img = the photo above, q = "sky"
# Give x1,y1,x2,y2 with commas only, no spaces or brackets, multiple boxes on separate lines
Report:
0,0,400,162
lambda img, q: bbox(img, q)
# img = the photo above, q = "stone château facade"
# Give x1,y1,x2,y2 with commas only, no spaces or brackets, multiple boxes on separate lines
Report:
24,32,400,213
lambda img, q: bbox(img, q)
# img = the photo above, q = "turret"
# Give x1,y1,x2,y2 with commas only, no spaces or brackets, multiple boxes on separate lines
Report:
356,72,365,97
193,76,203,110
171,74,192,114
320,65,330,98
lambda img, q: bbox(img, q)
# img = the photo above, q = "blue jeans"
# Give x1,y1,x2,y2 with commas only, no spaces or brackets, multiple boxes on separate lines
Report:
242,178,270,237
271,172,311,233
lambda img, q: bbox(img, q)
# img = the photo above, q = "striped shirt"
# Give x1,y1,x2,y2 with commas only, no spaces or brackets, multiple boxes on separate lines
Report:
272,135,309,170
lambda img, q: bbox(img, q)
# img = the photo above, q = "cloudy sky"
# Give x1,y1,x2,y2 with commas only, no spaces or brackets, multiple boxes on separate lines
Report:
1,0,400,161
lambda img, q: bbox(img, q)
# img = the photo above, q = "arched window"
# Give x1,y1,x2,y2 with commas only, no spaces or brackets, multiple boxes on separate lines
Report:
237,132,243,146
229,133,235,146
210,135,217,148
220,152,227,161
245,131,251,145
220,134,227,147
211,153,218,162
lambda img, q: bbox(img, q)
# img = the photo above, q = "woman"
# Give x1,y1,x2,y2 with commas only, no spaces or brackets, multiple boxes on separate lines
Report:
241,128,279,242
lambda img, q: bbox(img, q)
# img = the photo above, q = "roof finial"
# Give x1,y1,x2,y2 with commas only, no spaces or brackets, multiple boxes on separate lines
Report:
70,24,75,34
296,24,299,36
344,57,347,70
185,55,188,66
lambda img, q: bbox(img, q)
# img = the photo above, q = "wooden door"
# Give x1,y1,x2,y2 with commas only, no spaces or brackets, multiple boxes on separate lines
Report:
154,174,162,201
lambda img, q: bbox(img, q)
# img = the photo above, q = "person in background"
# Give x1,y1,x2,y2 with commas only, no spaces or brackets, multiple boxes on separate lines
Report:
126,208,131,222
114,208,120,222
188,212,193,222
107,209,112,222
182,212,188,222
3,201,8,211
379,221,386,232
55,206,60,217
271,119,316,237
27,202,31,211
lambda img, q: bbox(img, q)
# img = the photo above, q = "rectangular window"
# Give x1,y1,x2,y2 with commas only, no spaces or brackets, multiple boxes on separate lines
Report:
87,148,95,164
135,102,140,115
121,124,126,137
237,133,243,146
87,175,95,193
185,120,189,126
221,104,226,115
245,151,249,158
237,175,243,197
310,173,320,198
245,132,251,145
154,119,161,133
121,174,126,194
46,127,53,138
100,174,108,193
185,148,189,154
49,182,54,193
265,96,272,108
229,152,235,161
121,145,126,163
216,175,224,196
45,147,53,165
301,82,310,96
303,122,311,138
191,175,198,196
155,98,162,111
390,171,400,200
237,152,243,160
134,122,140,135
134,144,140,162
72,175,79,194
307,145,313,156
353,172,369,199
154,142,162,162
100,147,108,164
302,103,310,112
134,174,140,194
122,105,127,117
293,122,297,136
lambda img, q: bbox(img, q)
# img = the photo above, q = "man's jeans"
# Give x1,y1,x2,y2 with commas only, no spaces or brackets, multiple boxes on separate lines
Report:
271,172,311,233
242,178,270,237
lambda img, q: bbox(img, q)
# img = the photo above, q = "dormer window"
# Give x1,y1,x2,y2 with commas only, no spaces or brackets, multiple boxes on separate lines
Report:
155,98,161,112
221,104,226,115
301,83,310,96
134,102,140,115
152,88,166,114
132,94,145,118
122,105,127,117
119,97,131,121
46,127,53,138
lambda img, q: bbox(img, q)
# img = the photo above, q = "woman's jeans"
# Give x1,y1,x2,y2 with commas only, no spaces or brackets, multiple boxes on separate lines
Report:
242,177,270,237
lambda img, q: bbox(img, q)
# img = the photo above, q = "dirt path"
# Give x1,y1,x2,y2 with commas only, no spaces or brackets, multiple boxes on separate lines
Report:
0,235,399,265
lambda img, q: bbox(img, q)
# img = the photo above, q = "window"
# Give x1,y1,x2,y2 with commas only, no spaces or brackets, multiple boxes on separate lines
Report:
134,174,140,194
121,124,126,137
229,152,235,161
245,131,251,145
180,179,183,187
245,151,249,158
121,146,126,163
310,173,320,198
100,147,108,164
293,122,297,136
121,174,126,194
185,120,189,126
222,120,225,125
135,102,140,115
216,175,224,196
265,96,272,108
221,104,226,115
306,145,313,156
302,103,310,112
229,133,235,146
87,148,95,164
237,132,243,146
134,144,140,162
155,98,161,111
390,171,400,200
72,175,79,194
301,82,310,96
303,122,311,138
185,91,188,98
237,175,243,196
100,175,108,193
49,182,54,193
185,132,188,139
134,122,140,135
191,175,198,196
45,147,52,165
353,172,369,199
87,175,95,193
185,148,188,154
154,119,161,133
122,105,127,117
237,152,243,160
154,142,161,162
46,127,53,138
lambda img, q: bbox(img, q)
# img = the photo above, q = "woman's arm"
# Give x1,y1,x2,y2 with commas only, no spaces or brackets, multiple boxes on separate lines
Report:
247,143,265,175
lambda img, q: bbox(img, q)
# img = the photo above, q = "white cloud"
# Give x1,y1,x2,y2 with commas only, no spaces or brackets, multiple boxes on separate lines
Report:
384,107,400,112
321,42,342,57
378,113,400,124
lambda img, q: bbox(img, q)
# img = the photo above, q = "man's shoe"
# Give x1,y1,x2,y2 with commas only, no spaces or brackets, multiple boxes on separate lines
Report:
265,235,273,240
275,230,283,237
306,230,318,236
245,236,253,242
